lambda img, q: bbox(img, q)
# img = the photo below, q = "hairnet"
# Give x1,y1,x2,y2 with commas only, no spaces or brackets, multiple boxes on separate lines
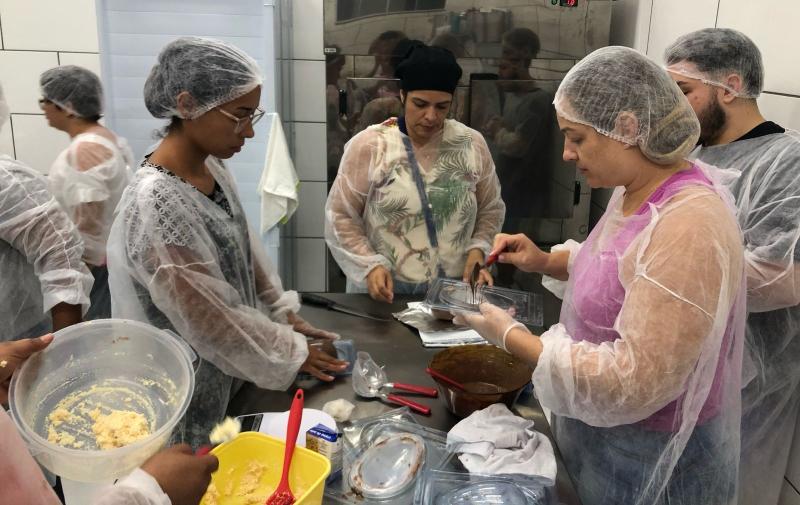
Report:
554,46,700,165
144,37,262,120
39,66,104,118
0,82,10,132
664,28,763,99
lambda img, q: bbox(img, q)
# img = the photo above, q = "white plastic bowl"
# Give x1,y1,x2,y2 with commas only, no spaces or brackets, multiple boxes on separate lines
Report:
8,319,196,482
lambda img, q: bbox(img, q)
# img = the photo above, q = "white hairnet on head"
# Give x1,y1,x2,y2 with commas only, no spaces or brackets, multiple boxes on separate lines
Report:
40,65,104,118
144,36,262,120
0,82,9,133
554,46,700,165
665,28,763,99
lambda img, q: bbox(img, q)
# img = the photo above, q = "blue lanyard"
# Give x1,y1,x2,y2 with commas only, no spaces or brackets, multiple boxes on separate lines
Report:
401,134,446,278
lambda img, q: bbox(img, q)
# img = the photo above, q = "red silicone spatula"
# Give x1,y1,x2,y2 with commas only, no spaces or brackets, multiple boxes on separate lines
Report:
265,389,304,505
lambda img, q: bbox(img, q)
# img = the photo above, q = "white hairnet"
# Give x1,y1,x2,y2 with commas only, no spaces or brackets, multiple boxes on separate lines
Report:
40,65,104,118
0,82,9,133
0,155,93,340
144,37,262,120
553,46,700,165
325,118,505,287
665,28,763,99
691,131,800,505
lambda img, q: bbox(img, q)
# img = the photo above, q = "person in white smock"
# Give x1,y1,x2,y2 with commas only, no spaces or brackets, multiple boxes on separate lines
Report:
39,65,133,320
665,28,800,505
108,37,347,448
458,47,747,505
325,43,505,303
0,83,92,340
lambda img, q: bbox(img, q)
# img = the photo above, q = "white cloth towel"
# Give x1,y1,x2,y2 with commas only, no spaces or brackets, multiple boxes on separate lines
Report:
447,403,557,483
259,113,299,233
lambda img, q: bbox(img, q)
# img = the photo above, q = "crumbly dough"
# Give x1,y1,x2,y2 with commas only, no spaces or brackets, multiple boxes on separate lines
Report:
47,426,77,447
200,460,274,505
209,417,241,445
201,483,220,505
48,408,77,427
42,379,162,450
92,410,150,449
237,461,266,496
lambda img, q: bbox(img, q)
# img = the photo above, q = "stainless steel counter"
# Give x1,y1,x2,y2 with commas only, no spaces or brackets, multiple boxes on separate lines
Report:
227,288,581,505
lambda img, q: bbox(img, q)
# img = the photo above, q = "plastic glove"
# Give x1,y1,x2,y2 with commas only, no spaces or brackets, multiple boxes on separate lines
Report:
453,302,526,351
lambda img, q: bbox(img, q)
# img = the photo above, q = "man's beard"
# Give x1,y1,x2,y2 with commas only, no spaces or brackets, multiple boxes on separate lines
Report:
697,95,727,145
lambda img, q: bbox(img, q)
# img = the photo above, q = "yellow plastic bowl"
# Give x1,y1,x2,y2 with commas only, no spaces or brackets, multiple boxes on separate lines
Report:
202,432,331,505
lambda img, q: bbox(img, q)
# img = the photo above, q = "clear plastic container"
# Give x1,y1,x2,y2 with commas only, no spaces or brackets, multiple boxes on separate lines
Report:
326,409,449,504
414,469,556,505
424,278,543,326
8,318,196,482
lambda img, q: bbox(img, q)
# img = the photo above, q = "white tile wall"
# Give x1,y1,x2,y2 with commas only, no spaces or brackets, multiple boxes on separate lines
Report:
0,51,60,114
295,237,327,292
0,118,13,156
759,93,800,133
717,1,800,96
290,0,323,61
293,181,326,237
11,114,70,174
59,52,102,77
290,60,326,123
645,0,719,61
0,0,98,52
293,122,326,181
0,1,101,181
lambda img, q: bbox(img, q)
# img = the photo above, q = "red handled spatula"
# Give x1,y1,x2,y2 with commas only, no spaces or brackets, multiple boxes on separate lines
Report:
265,389,304,505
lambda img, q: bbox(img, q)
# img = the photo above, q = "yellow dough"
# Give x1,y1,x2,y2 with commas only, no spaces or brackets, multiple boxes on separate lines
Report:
91,410,150,450
43,381,157,450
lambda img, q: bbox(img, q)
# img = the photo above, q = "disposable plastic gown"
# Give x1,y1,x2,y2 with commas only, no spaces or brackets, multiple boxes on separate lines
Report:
108,157,308,446
49,132,132,266
325,118,504,288
691,131,800,505
0,155,92,340
535,164,746,505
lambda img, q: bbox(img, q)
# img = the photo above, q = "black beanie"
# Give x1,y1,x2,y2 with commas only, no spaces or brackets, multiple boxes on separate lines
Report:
394,44,462,94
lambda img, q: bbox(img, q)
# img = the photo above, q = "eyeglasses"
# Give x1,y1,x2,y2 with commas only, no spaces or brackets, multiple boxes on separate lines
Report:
217,106,265,134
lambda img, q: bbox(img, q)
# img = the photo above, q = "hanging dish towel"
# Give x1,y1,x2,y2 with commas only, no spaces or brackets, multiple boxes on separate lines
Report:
258,112,299,233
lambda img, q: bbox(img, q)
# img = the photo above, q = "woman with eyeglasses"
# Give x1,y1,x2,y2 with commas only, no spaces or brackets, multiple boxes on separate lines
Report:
38,65,133,320
107,37,347,447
